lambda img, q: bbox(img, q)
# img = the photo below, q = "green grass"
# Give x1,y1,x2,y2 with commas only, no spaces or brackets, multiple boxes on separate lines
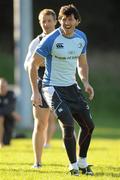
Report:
0,127,120,180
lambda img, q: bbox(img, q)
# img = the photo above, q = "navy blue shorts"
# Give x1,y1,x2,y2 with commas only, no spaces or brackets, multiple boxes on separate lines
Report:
42,84,93,126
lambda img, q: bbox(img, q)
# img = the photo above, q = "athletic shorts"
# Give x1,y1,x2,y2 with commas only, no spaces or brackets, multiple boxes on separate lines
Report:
37,67,48,108
38,66,45,79
42,84,92,120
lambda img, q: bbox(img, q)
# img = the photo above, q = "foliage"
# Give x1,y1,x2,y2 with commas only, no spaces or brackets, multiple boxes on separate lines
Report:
0,52,14,84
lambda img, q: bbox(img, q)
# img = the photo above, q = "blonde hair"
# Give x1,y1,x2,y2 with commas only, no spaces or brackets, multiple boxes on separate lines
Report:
38,9,56,21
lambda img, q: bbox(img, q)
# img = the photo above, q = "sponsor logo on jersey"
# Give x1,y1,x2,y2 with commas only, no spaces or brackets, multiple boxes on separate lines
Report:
56,43,64,48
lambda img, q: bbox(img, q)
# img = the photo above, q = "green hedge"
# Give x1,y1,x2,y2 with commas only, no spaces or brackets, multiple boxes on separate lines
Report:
0,52,14,84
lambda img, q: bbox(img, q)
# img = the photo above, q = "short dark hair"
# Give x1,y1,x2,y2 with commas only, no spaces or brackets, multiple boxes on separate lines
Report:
58,4,81,22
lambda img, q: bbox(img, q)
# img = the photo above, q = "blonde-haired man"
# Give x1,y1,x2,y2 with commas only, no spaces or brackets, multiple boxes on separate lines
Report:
24,9,57,168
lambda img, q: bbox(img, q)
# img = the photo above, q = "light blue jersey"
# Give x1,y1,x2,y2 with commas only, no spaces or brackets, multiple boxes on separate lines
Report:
35,27,87,86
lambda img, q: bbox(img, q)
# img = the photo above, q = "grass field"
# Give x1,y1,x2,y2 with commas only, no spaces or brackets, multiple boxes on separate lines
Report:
0,126,120,180
0,50,120,179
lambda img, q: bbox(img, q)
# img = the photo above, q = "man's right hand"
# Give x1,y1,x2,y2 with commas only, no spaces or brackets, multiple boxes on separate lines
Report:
31,91,42,107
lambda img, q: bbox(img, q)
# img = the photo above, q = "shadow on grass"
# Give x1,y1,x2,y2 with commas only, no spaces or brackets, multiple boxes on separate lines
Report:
43,163,65,167
0,167,119,177
108,166,120,171
0,162,32,165
0,162,65,167
0,168,65,174
94,165,120,177
95,172,120,178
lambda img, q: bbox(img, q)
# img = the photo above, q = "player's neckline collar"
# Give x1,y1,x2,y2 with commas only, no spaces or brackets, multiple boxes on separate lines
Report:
59,27,75,39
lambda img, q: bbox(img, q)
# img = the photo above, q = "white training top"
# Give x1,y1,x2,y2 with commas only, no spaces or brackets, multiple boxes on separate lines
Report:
35,27,87,87
24,33,45,71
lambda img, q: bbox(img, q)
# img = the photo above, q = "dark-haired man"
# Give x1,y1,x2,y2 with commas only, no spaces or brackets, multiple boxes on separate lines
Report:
28,4,95,176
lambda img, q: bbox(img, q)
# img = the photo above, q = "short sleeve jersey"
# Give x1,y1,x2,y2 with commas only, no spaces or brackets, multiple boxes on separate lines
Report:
35,28,88,86
24,33,45,71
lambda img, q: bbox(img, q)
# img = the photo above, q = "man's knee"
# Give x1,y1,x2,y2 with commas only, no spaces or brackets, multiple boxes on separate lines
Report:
63,125,74,139
34,119,47,132
82,120,95,135
33,107,49,131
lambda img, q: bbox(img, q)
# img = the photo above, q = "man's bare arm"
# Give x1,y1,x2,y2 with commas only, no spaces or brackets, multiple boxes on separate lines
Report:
77,54,94,100
77,54,89,84
27,53,45,105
